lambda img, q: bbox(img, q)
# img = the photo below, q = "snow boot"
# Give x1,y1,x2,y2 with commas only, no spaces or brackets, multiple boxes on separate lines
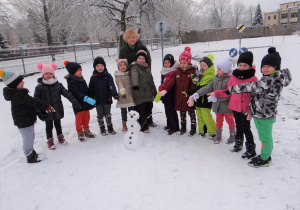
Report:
230,138,244,152
241,142,256,159
122,121,128,132
78,131,86,142
248,155,271,167
57,134,68,145
163,126,170,131
208,134,216,140
149,122,157,127
84,129,95,138
227,128,235,144
177,122,186,135
188,123,196,136
107,124,116,134
27,149,41,163
100,125,108,136
47,137,56,150
213,128,222,144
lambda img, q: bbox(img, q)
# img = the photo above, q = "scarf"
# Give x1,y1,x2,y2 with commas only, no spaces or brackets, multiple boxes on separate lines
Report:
232,68,255,79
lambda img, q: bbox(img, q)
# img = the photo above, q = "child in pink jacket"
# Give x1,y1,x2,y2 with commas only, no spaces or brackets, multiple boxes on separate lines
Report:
209,52,258,159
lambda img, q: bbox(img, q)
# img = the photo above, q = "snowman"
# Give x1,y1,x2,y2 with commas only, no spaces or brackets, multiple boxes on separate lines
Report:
123,110,143,150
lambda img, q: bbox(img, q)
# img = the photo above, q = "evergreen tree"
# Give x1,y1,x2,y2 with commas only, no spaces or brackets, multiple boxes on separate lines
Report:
252,4,263,26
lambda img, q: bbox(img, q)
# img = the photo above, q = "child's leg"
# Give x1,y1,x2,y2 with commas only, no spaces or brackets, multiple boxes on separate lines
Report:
196,107,205,133
200,108,216,135
121,108,127,122
165,101,179,131
75,112,84,132
146,102,154,124
103,104,112,125
224,113,235,129
163,102,170,128
18,125,35,156
216,113,225,129
45,120,54,139
82,110,90,131
240,113,254,146
233,111,244,140
180,111,187,124
54,119,62,136
135,103,148,131
96,105,105,126
254,118,276,160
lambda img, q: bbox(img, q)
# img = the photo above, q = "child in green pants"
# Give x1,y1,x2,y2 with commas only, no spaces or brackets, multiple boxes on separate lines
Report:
226,47,292,167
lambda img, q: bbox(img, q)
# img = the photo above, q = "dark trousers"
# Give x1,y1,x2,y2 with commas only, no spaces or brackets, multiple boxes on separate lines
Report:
233,111,254,145
135,102,153,131
164,101,179,132
46,119,62,139
96,104,112,126
121,106,135,122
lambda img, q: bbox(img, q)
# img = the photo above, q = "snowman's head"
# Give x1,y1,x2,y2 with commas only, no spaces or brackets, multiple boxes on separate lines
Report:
127,110,139,122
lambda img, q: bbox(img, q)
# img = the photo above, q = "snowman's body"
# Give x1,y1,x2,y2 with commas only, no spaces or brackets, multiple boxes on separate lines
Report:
123,110,143,150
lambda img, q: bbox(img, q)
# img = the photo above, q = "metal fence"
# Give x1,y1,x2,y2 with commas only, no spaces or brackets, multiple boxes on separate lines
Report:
0,37,180,76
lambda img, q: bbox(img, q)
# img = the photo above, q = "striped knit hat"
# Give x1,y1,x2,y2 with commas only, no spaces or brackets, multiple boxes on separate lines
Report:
0,69,24,88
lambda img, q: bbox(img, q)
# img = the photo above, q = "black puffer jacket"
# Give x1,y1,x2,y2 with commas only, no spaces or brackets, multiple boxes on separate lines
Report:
88,69,118,105
65,74,94,114
3,87,49,128
119,40,151,68
34,77,78,121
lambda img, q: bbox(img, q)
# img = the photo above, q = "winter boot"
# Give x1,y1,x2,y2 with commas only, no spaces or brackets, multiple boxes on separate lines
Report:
208,134,216,140
84,129,96,138
107,124,116,134
213,128,222,144
188,123,196,137
78,131,86,142
100,125,108,136
230,138,244,152
227,128,235,144
57,134,68,145
163,126,170,130
47,138,56,150
27,149,41,163
149,122,157,127
177,122,186,135
122,121,128,132
241,142,256,159
248,155,271,167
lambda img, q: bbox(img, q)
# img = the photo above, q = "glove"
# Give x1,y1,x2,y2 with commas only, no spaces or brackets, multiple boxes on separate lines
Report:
190,93,199,100
187,98,194,107
121,91,126,99
154,92,161,103
113,94,119,100
45,105,55,113
132,86,139,91
160,90,167,96
83,96,96,105
73,101,81,109
207,96,217,102
223,89,230,95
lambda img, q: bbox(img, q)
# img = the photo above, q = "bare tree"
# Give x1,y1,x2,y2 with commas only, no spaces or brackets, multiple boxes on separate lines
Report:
208,0,231,28
229,1,245,27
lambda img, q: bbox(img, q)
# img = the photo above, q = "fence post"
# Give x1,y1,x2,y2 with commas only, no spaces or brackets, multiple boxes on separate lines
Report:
90,42,94,60
20,47,26,75
73,43,77,62
106,42,110,57
151,38,153,51
50,45,55,62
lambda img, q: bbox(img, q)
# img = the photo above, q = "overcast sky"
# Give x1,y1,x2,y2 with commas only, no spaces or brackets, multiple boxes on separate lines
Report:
246,0,296,12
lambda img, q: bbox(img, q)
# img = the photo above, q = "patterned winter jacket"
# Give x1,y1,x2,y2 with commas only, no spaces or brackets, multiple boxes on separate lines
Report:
114,69,135,108
163,64,196,112
228,68,292,119
34,77,78,121
196,74,232,114
89,69,118,105
214,72,258,113
3,87,49,128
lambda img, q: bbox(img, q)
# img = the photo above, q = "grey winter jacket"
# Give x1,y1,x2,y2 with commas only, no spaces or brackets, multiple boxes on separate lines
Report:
114,70,135,108
130,62,157,105
196,74,232,114
228,68,292,119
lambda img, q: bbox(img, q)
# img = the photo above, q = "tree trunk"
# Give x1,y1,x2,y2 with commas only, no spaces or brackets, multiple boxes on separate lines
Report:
42,0,53,46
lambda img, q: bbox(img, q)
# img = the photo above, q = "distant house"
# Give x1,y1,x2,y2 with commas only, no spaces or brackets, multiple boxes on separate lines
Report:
264,1,300,25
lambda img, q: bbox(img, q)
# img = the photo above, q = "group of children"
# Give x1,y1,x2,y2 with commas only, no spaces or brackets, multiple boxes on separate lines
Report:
1,45,291,168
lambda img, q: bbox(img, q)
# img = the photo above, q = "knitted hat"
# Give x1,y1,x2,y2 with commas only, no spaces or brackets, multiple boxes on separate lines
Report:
0,69,24,88
163,54,175,67
179,46,192,63
64,60,82,75
93,56,106,69
135,48,148,63
116,58,128,67
200,54,214,68
37,63,57,76
261,47,281,70
237,51,253,67
217,57,233,74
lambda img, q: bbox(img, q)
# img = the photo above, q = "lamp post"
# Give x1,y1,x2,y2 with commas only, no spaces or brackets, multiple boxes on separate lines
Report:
160,22,164,66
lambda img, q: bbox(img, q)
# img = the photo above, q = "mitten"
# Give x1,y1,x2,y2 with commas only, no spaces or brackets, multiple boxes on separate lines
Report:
73,101,81,109
207,96,217,102
121,91,126,99
45,105,56,113
83,96,96,105
113,94,119,101
223,89,230,95
132,86,139,91
154,92,161,103
160,90,167,96
187,98,194,107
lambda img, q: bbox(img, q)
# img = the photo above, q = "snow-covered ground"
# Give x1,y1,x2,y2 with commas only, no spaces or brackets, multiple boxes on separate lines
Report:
0,35,299,210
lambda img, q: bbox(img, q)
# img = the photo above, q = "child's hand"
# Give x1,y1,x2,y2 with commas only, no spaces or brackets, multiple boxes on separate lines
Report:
223,89,230,95
83,96,96,106
207,92,216,97
113,94,119,101
187,98,194,107
245,112,253,121
207,96,217,102
45,105,55,113
160,90,167,96
121,91,126,99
